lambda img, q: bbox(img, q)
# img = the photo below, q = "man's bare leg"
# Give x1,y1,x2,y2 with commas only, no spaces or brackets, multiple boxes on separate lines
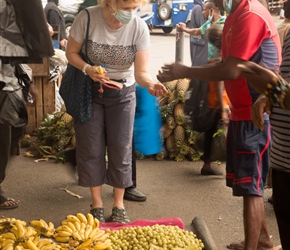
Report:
227,196,273,250
243,195,273,250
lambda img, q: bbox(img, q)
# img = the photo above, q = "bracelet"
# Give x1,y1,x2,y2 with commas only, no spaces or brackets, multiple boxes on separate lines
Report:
264,76,290,109
82,64,90,75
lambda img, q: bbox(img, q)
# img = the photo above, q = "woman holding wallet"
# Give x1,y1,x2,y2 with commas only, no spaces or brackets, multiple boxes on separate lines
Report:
65,0,167,223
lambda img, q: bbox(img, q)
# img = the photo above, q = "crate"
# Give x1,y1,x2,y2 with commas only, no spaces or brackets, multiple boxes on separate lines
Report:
25,57,57,134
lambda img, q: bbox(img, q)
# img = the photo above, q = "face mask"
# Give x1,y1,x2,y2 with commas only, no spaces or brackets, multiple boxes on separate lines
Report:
223,0,233,14
115,9,137,24
208,11,213,21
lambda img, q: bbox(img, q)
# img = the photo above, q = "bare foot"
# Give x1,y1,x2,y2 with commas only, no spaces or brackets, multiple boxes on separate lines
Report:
226,241,244,250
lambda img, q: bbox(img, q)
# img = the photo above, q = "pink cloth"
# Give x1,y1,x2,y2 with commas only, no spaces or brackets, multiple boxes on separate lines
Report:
99,217,184,231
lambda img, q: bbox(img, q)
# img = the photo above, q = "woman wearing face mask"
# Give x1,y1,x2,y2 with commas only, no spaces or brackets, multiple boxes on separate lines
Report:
65,0,167,223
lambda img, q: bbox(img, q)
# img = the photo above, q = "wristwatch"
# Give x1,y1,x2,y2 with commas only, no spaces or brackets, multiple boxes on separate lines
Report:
82,64,90,75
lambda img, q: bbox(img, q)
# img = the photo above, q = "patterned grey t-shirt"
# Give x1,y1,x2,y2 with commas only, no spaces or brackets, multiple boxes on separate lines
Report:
70,6,151,87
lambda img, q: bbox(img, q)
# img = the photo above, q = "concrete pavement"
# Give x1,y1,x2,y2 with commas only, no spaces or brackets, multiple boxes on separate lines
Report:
0,13,283,250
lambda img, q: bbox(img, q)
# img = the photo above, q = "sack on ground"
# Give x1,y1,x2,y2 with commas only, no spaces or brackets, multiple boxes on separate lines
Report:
184,78,217,132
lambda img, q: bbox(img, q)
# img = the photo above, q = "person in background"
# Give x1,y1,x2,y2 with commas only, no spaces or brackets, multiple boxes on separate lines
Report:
178,0,228,175
44,0,67,49
0,0,54,209
188,0,208,66
157,0,281,248
66,0,167,223
177,0,226,62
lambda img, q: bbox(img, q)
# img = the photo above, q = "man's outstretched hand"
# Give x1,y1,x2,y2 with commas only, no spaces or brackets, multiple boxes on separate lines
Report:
157,62,188,83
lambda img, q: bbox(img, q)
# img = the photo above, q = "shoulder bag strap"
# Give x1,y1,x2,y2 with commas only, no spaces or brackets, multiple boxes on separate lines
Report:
83,8,93,65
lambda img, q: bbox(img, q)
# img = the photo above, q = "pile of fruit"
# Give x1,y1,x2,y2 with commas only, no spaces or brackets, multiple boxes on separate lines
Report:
21,106,75,163
156,79,201,162
0,213,204,250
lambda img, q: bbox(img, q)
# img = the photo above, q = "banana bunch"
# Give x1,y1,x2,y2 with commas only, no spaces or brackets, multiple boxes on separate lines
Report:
54,213,111,250
30,219,55,237
0,218,24,234
0,222,38,250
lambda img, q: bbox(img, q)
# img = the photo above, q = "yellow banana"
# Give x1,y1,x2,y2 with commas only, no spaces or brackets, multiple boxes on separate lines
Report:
84,225,92,240
93,218,100,229
57,230,72,237
30,220,45,229
2,242,14,250
95,66,104,75
89,228,105,241
39,219,48,229
36,239,52,249
72,230,83,241
86,213,94,227
93,239,111,250
26,239,39,250
1,232,16,241
66,215,81,224
32,235,41,245
61,225,73,234
96,233,109,243
1,239,15,248
74,221,81,231
68,238,80,247
76,213,88,224
14,246,23,250
15,220,27,227
24,226,37,239
77,238,91,249
44,222,54,237
54,236,70,243
41,243,60,250
62,221,76,232
15,221,25,238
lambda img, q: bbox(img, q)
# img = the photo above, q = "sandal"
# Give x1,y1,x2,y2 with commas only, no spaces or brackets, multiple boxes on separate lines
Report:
0,198,20,209
90,207,105,222
110,207,130,224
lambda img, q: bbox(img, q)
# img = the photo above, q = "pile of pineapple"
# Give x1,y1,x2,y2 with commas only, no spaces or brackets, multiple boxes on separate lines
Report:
22,106,76,162
156,79,202,162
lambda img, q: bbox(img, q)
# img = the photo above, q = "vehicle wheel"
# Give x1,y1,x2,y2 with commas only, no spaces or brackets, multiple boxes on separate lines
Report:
162,27,173,33
65,22,73,38
158,3,171,20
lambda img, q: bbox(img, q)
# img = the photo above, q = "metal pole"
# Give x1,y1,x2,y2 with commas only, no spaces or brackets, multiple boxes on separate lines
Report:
175,30,184,63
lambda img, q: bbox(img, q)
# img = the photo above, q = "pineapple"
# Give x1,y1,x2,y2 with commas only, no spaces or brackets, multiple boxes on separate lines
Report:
168,90,178,103
61,112,73,124
166,116,176,130
155,150,168,161
162,124,173,139
174,103,185,125
176,78,190,92
174,125,185,147
164,80,178,92
165,135,175,153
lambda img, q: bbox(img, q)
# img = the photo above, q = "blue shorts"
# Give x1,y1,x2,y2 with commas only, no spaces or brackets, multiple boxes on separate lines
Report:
226,120,271,197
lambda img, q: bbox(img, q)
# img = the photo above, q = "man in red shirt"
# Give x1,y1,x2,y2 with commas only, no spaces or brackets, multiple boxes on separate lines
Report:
157,0,281,249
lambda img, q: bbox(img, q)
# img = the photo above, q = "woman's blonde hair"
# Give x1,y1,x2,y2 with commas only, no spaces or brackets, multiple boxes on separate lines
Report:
98,0,148,14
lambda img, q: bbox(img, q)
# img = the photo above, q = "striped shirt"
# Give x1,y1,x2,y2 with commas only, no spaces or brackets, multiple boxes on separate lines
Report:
270,29,290,172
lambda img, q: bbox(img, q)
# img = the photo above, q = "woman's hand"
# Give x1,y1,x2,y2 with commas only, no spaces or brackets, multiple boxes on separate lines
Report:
148,82,168,97
86,65,109,82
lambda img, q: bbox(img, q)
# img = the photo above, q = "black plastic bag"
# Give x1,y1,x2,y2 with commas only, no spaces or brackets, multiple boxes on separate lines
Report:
0,89,28,127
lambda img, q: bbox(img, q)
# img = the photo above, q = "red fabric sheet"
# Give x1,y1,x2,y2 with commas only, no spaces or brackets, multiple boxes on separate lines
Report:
99,217,184,231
